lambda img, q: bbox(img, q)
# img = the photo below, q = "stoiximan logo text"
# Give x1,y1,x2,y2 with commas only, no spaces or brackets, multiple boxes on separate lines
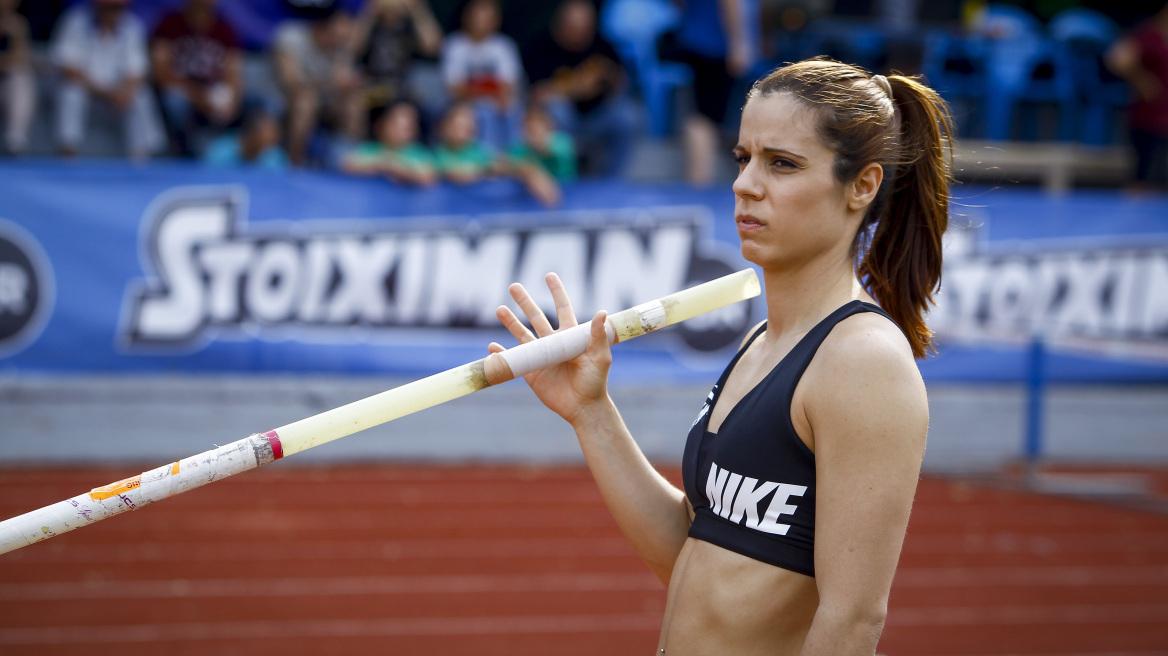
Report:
120,187,755,354
0,219,55,357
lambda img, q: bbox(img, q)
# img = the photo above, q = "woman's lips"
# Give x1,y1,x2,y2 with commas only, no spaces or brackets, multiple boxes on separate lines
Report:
736,214,764,231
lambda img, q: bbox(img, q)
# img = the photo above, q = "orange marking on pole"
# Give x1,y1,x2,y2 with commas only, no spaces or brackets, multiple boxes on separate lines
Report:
171,461,180,476
88,475,142,502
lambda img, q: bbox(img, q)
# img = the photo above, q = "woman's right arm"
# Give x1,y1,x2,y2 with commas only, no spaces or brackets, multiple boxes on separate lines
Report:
490,274,692,584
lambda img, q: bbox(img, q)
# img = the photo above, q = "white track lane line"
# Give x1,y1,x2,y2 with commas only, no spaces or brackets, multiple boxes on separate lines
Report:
0,613,665,644
0,537,634,564
3,565,1163,601
0,571,661,601
886,603,1168,626
4,605,1168,645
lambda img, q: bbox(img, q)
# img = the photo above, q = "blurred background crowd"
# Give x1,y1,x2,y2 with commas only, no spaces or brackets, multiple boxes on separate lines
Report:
0,0,1166,199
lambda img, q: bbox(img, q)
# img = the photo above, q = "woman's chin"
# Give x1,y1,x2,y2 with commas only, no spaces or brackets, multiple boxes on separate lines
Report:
739,243,772,268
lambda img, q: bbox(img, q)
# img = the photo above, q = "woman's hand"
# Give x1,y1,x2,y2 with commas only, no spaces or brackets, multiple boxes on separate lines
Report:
492,274,692,583
488,273,613,426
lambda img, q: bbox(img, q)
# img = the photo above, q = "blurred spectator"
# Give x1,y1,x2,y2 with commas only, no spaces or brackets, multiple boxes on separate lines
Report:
433,100,502,184
352,0,444,127
441,0,523,152
0,0,34,156
1107,3,1168,191
272,8,364,166
341,100,437,185
660,0,752,184
525,0,640,177
507,102,575,206
50,0,165,159
151,0,244,158
509,102,576,181
875,0,926,74
203,107,289,170
876,0,921,33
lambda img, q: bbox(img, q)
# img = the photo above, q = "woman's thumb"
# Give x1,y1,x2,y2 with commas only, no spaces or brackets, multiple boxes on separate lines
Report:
588,310,612,355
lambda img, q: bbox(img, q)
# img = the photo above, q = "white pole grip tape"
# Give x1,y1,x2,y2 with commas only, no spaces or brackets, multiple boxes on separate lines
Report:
495,320,614,380
493,298,670,380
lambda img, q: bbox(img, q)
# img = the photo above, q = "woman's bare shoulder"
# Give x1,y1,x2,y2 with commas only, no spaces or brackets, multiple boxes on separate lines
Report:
800,310,928,454
804,310,926,420
821,310,918,374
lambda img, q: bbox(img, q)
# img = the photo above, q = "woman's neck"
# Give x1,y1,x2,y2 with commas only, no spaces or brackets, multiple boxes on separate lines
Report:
760,253,864,341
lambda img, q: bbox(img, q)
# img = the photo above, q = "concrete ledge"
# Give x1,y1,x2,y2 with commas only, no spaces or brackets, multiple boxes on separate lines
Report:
2,376,1166,471
952,139,1133,193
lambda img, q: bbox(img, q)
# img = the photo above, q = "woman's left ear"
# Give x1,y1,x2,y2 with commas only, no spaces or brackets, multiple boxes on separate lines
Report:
847,163,884,211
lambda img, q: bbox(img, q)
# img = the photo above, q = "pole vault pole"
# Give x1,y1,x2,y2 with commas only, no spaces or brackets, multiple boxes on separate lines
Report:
0,269,761,555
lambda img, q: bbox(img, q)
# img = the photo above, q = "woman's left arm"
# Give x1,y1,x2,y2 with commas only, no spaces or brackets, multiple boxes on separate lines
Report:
799,319,929,655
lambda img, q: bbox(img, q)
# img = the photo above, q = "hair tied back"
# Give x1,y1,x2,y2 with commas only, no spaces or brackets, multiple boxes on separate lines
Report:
872,74,893,101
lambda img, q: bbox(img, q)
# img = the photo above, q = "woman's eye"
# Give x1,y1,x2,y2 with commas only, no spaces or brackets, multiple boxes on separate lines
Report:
773,158,796,169
734,154,749,165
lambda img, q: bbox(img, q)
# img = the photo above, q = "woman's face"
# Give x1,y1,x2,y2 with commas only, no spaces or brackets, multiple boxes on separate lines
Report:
731,93,857,271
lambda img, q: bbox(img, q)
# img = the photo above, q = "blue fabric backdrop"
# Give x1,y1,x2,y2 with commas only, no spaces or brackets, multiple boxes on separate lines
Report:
1,160,1166,384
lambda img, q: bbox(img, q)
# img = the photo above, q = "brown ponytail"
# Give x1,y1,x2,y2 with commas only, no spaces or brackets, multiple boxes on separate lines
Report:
747,59,955,358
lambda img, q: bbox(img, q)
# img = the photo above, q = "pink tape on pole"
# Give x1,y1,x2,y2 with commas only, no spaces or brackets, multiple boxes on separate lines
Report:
263,431,284,460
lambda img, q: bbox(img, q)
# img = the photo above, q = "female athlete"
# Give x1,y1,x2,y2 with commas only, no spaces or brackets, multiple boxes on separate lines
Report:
488,57,953,655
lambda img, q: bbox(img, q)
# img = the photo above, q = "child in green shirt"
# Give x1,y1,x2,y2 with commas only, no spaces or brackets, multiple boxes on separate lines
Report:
509,103,576,181
508,103,576,206
342,101,438,186
432,101,503,184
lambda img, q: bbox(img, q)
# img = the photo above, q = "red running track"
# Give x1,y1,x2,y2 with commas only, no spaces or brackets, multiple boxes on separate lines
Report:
0,465,1166,656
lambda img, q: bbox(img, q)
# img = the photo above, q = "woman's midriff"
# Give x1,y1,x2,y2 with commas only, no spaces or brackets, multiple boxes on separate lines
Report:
656,537,819,656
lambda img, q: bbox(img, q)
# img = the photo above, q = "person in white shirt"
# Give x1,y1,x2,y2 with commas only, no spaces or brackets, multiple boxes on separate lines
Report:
440,0,523,152
50,0,164,158
0,0,35,156
272,8,364,166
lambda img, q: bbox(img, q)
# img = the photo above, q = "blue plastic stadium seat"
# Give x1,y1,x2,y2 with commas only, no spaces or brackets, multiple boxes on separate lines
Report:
1049,7,1118,44
975,3,1042,40
921,30,991,137
600,0,693,136
1049,8,1129,145
801,19,888,73
976,5,1076,141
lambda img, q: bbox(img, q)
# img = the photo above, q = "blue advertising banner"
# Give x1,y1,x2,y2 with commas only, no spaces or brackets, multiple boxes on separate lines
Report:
0,161,1166,383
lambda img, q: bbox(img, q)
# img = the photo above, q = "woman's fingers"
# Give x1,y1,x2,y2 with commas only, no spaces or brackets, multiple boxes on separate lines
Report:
495,304,536,344
545,273,578,330
509,282,555,338
498,274,582,350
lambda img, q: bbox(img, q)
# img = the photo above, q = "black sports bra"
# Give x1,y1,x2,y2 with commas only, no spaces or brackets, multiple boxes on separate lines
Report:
681,300,897,577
